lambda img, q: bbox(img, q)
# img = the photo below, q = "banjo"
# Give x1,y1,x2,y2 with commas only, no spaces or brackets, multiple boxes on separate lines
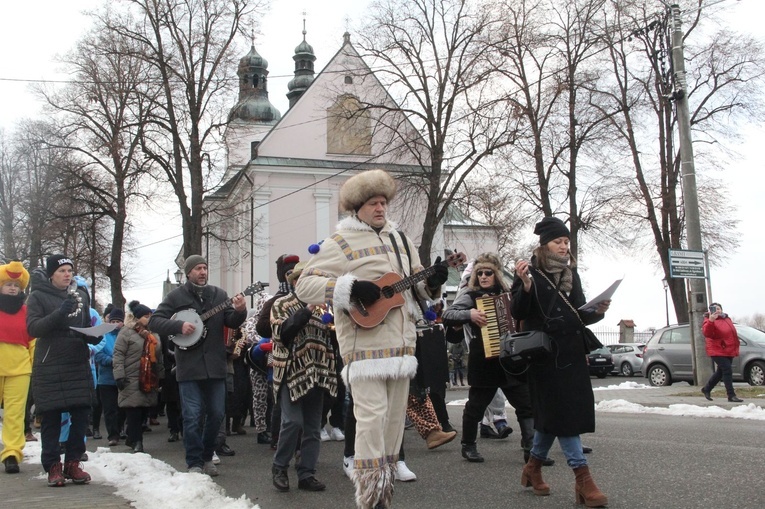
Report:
170,282,268,350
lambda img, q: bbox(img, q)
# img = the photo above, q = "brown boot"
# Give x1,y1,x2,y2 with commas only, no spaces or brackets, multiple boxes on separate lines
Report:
521,456,550,496
63,460,91,484
574,465,608,507
426,429,457,449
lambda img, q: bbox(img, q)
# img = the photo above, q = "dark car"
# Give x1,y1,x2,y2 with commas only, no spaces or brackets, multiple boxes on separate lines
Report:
642,323,765,386
587,347,614,378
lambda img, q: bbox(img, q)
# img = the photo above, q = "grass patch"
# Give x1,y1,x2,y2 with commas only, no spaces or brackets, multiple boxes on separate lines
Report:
674,386,765,398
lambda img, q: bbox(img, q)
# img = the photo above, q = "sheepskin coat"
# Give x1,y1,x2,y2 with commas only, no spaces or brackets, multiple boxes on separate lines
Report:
113,321,165,408
296,216,440,385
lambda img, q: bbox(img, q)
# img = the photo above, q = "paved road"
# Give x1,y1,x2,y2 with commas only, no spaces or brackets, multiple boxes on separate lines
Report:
2,378,764,508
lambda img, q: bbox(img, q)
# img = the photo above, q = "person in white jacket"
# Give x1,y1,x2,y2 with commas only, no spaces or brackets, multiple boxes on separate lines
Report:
296,169,447,509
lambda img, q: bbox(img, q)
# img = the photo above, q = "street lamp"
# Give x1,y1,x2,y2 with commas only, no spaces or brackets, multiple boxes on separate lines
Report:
662,278,670,327
174,268,183,286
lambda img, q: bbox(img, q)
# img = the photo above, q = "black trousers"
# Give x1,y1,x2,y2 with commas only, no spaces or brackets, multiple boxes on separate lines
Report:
461,384,532,445
98,385,124,441
40,407,88,471
124,407,149,444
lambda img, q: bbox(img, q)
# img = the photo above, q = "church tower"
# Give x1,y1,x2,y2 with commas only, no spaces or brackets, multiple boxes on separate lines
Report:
286,17,316,109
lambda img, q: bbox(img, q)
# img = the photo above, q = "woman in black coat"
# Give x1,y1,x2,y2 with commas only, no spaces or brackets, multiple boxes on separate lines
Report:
26,256,96,487
511,217,610,507
441,252,533,464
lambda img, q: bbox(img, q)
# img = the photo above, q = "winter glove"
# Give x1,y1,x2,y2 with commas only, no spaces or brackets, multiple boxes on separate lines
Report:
426,257,449,288
351,280,381,307
59,298,77,315
115,378,128,390
258,341,273,352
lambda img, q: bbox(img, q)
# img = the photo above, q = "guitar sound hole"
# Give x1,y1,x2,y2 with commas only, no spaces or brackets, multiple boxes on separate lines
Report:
381,286,395,298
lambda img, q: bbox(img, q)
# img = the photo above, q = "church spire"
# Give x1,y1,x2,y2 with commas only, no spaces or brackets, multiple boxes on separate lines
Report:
287,12,316,109
229,28,281,123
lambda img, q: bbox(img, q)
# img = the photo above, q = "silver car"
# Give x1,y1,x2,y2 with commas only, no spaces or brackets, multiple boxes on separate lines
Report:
642,323,765,386
607,343,645,376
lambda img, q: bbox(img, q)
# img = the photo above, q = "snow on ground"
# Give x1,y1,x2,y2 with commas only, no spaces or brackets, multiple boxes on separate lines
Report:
595,399,765,420
15,438,259,509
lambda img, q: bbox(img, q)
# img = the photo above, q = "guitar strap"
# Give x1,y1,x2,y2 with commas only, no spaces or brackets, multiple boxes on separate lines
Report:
389,231,428,315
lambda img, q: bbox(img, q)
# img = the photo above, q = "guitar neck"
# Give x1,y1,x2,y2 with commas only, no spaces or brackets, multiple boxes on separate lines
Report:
389,265,437,295
199,293,240,321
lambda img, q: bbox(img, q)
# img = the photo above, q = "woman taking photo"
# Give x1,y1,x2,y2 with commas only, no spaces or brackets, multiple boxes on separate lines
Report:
113,300,164,454
441,253,534,464
27,255,95,487
0,261,34,474
511,217,610,508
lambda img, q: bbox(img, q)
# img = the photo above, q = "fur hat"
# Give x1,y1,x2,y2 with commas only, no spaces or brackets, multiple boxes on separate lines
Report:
108,308,125,322
46,254,74,278
534,216,570,245
128,300,152,319
287,261,308,286
184,255,207,276
276,254,300,283
339,169,397,212
0,260,30,291
468,252,507,291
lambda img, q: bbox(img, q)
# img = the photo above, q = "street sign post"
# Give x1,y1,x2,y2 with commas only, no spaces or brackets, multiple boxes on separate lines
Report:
668,249,707,279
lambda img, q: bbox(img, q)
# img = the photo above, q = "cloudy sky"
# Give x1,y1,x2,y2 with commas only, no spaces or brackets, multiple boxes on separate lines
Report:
0,0,762,330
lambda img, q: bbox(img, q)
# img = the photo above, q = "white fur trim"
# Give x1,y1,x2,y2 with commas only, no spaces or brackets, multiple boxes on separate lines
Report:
334,274,356,312
342,355,418,386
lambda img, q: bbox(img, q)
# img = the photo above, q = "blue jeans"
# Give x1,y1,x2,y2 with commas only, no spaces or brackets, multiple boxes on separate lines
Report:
531,431,587,469
178,378,226,469
704,356,736,397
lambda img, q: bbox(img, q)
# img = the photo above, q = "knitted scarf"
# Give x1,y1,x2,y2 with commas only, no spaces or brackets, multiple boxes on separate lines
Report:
543,253,573,293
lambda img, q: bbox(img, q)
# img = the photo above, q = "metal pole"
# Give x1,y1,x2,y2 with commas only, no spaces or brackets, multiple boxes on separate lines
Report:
663,280,670,327
669,4,710,385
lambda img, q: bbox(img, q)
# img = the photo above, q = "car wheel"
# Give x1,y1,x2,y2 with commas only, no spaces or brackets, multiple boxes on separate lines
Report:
621,362,634,377
746,360,765,386
648,365,671,387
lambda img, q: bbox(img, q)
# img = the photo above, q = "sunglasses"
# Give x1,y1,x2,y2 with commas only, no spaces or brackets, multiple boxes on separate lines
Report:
476,270,494,277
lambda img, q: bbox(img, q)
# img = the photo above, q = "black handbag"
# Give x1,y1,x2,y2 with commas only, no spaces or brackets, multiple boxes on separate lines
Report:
582,326,603,352
499,330,551,371
499,271,561,372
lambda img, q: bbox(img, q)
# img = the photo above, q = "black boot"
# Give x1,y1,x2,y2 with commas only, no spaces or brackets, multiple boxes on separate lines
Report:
133,441,144,453
461,443,484,463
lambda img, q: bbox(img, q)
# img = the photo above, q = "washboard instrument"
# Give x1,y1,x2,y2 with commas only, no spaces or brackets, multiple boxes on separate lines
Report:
170,282,268,350
475,293,515,358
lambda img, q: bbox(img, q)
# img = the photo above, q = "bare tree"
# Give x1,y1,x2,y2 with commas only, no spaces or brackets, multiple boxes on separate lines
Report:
596,0,765,322
35,26,157,308
353,0,522,264
99,0,267,258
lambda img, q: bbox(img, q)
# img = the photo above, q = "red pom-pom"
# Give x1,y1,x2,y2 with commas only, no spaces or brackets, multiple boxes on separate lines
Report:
259,341,273,352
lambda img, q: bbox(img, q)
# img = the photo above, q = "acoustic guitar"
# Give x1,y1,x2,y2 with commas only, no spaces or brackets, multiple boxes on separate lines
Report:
170,281,268,350
349,252,466,328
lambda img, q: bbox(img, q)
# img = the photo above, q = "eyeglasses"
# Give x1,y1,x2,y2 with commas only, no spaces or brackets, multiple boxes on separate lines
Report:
476,270,494,277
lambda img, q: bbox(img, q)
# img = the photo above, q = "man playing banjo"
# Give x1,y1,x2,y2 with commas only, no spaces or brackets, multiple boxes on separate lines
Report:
149,255,247,476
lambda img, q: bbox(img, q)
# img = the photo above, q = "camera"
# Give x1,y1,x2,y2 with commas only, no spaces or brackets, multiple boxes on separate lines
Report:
708,305,717,314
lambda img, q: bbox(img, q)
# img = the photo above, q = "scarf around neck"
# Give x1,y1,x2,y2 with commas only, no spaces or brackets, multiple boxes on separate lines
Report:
0,292,25,314
543,253,573,294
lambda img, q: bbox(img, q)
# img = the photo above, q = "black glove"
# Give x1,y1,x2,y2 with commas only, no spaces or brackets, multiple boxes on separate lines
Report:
115,378,128,390
59,298,77,315
426,257,449,288
351,280,381,307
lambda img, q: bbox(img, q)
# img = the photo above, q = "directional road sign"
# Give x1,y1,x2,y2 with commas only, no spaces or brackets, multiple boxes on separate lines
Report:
668,249,707,279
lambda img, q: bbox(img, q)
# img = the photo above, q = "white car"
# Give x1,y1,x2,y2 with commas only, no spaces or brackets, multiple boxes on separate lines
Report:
606,343,645,376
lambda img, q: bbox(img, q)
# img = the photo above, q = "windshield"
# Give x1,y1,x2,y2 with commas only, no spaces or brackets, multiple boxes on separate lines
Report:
737,325,765,345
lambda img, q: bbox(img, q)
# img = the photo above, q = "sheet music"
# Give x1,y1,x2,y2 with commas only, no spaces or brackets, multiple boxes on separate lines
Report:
70,323,119,337
579,278,622,312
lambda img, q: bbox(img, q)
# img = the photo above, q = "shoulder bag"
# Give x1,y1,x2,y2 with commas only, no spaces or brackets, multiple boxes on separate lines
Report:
499,270,561,372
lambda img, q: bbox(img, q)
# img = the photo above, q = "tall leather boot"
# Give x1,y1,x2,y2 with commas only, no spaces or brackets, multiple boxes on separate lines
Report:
521,456,550,496
519,418,534,463
573,465,608,507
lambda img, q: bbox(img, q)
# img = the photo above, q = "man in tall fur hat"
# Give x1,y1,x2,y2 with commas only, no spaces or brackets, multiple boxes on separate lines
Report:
296,169,449,509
